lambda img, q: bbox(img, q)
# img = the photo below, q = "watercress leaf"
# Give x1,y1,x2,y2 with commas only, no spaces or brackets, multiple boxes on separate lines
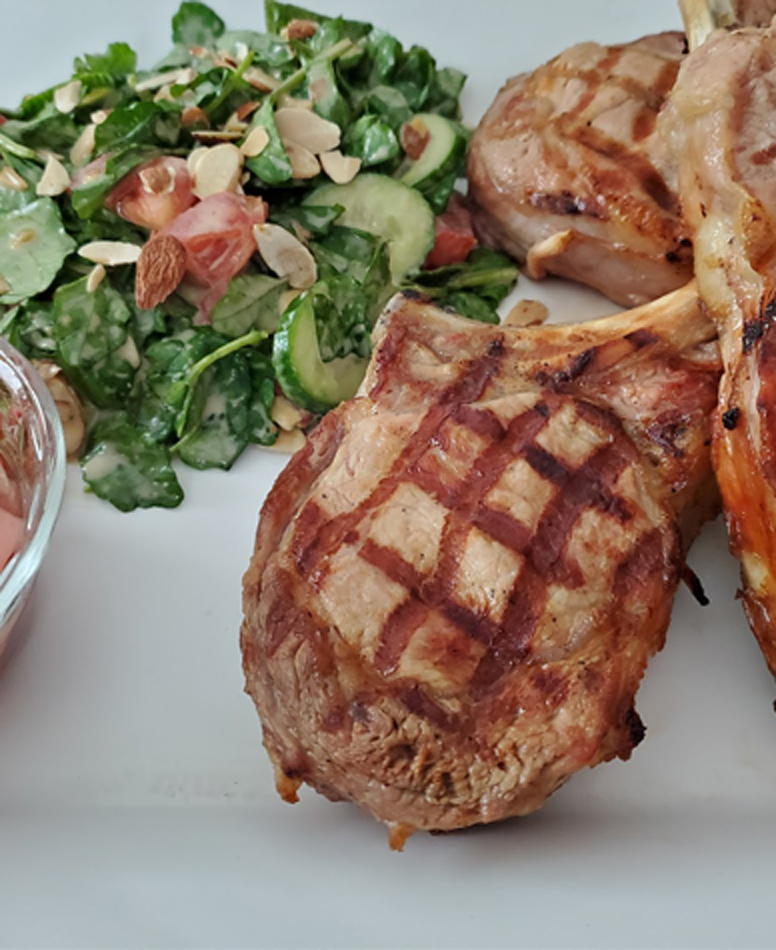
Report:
342,114,398,167
439,291,500,325
361,85,412,131
394,46,436,111
306,60,351,129
210,274,287,338
1,107,80,152
245,348,278,446
95,100,181,151
0,199,76,305
81,415,184,512
366,29,402,84
220,30,295,69
426,66,467,119
74,42,138,79
52,275,139,408
417,169,459,215
242,99,292,185
265,1,372,42
2,301,56,359
175,355,251,470
171,2,225,48
311,225,383,282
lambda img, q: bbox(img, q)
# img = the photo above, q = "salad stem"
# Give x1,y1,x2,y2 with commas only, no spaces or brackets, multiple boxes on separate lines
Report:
270,38,354,103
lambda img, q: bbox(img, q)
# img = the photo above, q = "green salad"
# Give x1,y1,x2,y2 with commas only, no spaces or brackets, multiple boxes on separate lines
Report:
0,0,517,511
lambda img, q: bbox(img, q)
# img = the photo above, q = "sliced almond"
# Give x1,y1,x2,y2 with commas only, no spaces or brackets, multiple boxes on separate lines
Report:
90,108,111,125
191,143,244,199
271,394,305,432
254,223,317,290
285,141,321,180
69,123,96,167
190,129,243,144
187,147,208,179
135,67,197,93
0,275,9,295
135,235,187,310
224,113,248,134
275,107,340,154
503,298,549,328
243,66,280,93
265,428,306,454
240,125,270,158
284,19,320,40
277,95,313,112
181,106,209,128
36,153,71,197
0,166,28,192
53,80,82,115
235,101,260,123
78,241,142,266
319,149,361,185
139,162,176,197
401,117,430,161
86,263,106,294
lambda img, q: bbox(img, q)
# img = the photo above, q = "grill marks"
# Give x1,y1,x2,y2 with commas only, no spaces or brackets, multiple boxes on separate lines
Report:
290,345,651,697
529,44,681,216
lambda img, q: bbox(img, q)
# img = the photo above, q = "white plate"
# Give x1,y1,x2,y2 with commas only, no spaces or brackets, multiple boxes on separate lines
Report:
2,2,774,948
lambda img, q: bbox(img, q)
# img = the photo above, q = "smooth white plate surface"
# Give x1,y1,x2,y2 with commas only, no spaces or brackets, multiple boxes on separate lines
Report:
2,2,775,948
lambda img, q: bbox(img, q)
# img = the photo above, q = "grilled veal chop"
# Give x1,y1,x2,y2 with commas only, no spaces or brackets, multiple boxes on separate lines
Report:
241,284,720,844
665,16,776,674
467,32,693,308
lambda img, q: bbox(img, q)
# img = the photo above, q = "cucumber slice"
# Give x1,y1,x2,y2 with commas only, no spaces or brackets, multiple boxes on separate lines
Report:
303,174,434,283
399,113,468,191
272,292,367,414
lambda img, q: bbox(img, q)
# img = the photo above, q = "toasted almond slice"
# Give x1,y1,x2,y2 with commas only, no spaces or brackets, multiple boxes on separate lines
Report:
36,153,71,197
139,162,176,197
243,66,280,92
78,241,142,266
265,428,306,454
53,80,81,115
284,18,320,40
503,298,549,328
285,141,321,180
0,166,28,192
271,394,305,432
86,263,107,294
135,235,188,310
182,106,209,128
319,149,361,185
187,147,208,179
277,95,314,112
90,108,111,125
69,123,96,167
0,275,9,295
135,67,197,93
224,112,248,134
254,223,317,290
240,125,270,158
190,129,243,144
275,107,340,154
191,142,244,199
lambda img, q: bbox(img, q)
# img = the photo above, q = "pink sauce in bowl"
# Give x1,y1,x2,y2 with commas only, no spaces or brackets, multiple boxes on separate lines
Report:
0,341,65,669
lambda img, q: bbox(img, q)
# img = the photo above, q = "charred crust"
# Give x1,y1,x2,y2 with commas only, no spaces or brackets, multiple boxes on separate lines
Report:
624,706,646,749
722,407,740,430
529,190,585,217
743,320,764,354
624,328,659,349
682,565,710,606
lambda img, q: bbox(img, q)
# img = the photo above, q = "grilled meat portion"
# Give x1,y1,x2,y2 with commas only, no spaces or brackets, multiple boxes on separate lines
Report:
666,22,776,675
241,285,719,843
732,0,776,25
467,32,693,308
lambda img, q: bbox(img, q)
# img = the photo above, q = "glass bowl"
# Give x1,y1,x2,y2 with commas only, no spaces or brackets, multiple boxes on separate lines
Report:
0,339,66,669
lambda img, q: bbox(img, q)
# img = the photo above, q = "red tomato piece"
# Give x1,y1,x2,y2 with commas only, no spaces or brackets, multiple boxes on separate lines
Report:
423,193,478,270
105,156,196,231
